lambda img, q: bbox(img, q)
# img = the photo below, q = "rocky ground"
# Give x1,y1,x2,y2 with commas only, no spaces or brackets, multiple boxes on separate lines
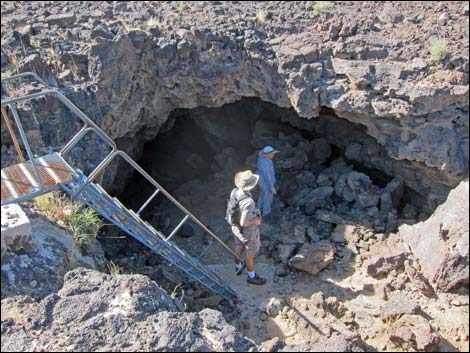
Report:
1,1,468,200
102,123,468,351
1,1,469,352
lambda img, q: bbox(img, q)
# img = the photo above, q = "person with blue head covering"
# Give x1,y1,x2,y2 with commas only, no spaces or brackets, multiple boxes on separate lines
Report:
256,145,279,217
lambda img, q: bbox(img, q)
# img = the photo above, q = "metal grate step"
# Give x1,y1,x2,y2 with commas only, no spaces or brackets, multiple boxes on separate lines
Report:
1,153,76,204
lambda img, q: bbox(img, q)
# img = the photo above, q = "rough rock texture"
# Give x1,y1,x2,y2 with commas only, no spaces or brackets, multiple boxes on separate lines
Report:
0,268,255,352
278,293,368,352
1,1,468,204
288,240,335,276
400,180,469,292
1,216,104,300
1,204,33,257
388,314,441,352
366,233,407,278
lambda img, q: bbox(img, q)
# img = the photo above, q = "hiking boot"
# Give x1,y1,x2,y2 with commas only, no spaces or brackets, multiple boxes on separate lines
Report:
235,262,246,276
247,274,267,285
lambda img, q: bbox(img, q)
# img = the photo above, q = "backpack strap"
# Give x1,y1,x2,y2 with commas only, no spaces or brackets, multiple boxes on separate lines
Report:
232,188,250,204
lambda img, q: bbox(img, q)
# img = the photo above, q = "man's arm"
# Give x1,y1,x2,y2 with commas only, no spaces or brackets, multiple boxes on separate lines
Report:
240,202,262,227
240,218,262,227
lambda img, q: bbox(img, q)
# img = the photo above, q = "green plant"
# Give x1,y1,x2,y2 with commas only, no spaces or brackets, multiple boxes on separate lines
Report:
30,36,42,48
177,2,189,12
35,192,103,246
429,39,448,62
255,10,268,25
6,49,20,73
313,1,332,14
34,192,72,222
170,282,185,301
65,206,104,246
106,260,122,276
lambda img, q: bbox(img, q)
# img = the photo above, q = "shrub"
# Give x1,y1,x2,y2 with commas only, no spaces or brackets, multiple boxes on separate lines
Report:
171,282,185,301
65,206,104,246
429,39,448,62
106,260,121,276
313,1,332,14
35,192,103,246
177,3,189,12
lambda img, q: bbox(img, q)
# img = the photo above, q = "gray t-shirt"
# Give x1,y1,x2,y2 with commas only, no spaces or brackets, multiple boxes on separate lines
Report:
232,188,259,230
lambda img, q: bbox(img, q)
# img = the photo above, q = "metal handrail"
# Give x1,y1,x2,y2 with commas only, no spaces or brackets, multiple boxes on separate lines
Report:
1,89,116,152
1,73,242,264
1,71,48,86
1,106,25,161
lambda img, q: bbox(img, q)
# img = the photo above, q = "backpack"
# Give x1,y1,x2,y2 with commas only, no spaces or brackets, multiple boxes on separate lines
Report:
225,188,249,226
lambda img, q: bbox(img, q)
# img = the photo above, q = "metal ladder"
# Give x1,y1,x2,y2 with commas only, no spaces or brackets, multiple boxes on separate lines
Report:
1,72,239,300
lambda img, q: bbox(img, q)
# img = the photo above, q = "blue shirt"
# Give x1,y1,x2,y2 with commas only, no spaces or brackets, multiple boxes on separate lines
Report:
257,156,276,193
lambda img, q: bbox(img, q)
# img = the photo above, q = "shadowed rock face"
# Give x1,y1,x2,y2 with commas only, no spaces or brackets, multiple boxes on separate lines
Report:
400,180,469,292
1,2,468,206
0,4,469,350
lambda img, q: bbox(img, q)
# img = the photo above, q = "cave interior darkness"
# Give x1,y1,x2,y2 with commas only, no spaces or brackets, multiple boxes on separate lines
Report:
112,97,437,248
119,98,424,213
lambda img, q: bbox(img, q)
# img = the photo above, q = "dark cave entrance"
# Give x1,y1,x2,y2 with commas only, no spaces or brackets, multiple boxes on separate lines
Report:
109,98,432,261
98,97,443,306
119,98,426,218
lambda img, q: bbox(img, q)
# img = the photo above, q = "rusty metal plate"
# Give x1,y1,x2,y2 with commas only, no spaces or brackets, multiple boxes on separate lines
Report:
1,153,75,203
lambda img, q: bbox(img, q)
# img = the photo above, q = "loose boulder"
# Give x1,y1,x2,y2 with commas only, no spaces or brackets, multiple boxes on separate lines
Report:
399,181,469,292
288,240,335,276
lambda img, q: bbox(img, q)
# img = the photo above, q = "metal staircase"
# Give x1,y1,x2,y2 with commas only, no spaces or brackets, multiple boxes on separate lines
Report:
1,72,239,300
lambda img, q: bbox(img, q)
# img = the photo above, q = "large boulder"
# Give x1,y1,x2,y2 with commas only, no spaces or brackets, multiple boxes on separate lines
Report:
1,268,255,352
1,204,33,257
387,315,441,352
304,187,335,215
335,171,380,209
399,181,469,292
366,233,407,278
288,240,335,276
1,217,104,300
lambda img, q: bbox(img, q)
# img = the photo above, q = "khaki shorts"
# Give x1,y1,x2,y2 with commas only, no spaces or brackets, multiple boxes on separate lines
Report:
232,225,260,254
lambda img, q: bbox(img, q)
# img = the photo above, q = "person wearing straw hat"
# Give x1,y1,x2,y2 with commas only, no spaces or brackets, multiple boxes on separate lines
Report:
257,145,280,218
230,170,267,285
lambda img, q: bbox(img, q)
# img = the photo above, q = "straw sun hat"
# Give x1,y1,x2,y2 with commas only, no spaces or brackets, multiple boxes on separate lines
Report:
234,170,259,191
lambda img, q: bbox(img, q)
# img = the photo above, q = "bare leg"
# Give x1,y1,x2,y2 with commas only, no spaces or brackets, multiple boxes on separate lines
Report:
234,244,245,265
246,251,256,272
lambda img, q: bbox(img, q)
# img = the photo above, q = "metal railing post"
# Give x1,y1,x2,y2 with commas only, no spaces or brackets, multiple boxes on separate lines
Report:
8,104,44,189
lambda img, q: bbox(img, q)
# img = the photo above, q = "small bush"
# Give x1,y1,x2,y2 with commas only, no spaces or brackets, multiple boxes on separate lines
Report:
171,283,185,300
65,206,103,246
177,3,189,12
106,260,121,276
34,192,72,222
35,192,103,246
256,10,268,25
313,1,332,14
429,40,448,62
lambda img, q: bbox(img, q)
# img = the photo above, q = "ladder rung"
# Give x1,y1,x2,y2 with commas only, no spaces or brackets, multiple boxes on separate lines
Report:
113,197,126,209
137,188,160,216
144,221,158,234
93,183,107,194
114,213,128,223
166,215,189,242
129,209,144,222
148,236,159,246
197,240,215,260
